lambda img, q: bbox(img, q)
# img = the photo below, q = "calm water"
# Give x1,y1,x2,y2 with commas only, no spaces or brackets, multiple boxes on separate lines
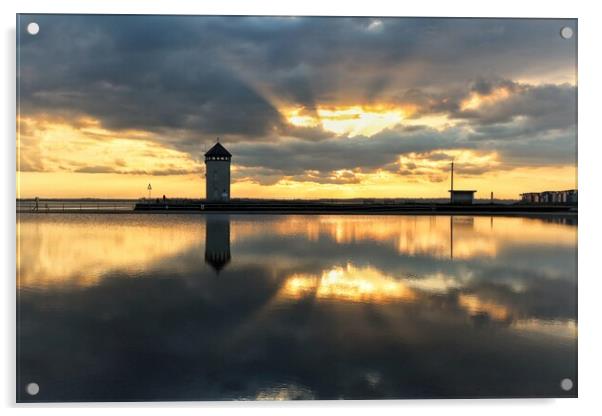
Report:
17,213,577,401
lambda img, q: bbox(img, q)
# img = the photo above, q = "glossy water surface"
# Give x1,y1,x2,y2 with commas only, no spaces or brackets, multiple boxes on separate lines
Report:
17,213,577,401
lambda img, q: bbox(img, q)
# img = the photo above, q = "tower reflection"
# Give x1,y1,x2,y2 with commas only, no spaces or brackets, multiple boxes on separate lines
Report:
204,215,231,273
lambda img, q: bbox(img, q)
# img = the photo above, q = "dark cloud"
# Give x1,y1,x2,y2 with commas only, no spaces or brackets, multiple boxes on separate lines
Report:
279,123,334,142
231,125,470,184
74,165,200,176
397,80,576,144
18,15,577,177
74,165,117,174
19,15,286,145
459,82,576,127
495,127,578,166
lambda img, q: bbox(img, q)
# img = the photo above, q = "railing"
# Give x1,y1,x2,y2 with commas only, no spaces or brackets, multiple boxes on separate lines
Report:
16,201,136,212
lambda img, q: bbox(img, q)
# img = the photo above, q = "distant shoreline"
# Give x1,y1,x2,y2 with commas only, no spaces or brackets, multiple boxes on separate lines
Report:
17,210,577,218
135,201,577,213
16,200,577,218
16,197,519,203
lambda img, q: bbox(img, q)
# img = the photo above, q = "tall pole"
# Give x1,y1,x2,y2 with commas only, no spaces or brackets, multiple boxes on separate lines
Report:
451,160,454,192
450,160,454,204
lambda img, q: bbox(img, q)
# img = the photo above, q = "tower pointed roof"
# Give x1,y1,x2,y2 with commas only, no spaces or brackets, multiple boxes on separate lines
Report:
205,142,232,158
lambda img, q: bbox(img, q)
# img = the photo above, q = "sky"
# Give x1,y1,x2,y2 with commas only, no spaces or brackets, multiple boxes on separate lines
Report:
17,15,577,199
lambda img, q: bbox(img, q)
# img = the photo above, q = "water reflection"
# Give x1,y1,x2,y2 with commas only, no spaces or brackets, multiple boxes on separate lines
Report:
17,213,577,401
280,263,417,303
16,214,203,288
205,215,231,273
449,216,474,259
458,293,511,322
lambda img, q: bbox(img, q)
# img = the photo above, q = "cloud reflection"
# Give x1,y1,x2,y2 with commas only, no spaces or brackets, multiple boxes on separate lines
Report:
17,214,203,288
280,263,416,304
17,213,577,400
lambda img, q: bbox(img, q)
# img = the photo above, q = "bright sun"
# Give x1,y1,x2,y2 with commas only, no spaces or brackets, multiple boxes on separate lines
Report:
285,105,411,137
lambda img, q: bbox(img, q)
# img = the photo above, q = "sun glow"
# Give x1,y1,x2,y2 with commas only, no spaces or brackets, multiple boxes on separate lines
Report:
17,116,200,176
17,115,203,198
285,105,412,137
17,111,577,200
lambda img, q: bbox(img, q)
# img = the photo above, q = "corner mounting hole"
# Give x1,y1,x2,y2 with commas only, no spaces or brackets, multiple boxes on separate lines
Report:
27,22,39,35
560,378,573,391
26,382,39,396
560,26,573,40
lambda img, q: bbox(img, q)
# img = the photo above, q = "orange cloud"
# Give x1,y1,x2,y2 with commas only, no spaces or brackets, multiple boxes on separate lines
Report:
460,86,512,111
17,111,577,200
17,115,201,176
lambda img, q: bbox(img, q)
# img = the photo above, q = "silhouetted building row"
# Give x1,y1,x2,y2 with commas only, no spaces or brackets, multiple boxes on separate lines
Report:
520,189,577,204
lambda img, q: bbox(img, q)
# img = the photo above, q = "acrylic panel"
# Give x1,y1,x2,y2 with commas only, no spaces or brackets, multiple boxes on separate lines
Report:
16,15,577,402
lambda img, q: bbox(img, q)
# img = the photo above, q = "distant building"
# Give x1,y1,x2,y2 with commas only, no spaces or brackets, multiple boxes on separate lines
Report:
520,192,541,203
562,189,578,203
520,189,577,204
449,190,476,205
448,161,476,205
204,142,232,201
